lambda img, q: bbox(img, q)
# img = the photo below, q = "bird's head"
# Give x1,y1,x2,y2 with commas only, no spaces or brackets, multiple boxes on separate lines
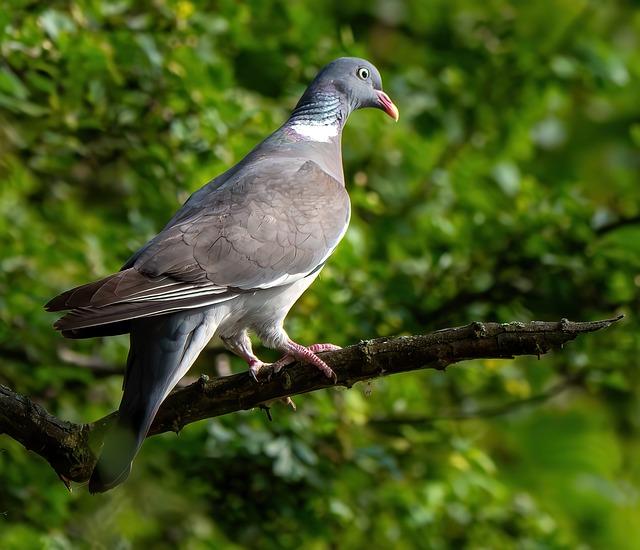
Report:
293,57,399,124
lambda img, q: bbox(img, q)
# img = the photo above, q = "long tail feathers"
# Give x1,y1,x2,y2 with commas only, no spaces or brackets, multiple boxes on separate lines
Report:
89,310,212,493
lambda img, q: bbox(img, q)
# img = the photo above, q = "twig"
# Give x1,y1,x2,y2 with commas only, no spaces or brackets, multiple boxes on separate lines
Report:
594,215,640,236
56,348,122,376
369,369,586,426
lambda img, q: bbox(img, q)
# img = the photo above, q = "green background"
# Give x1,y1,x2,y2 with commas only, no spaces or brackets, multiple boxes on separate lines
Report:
1,0,639,548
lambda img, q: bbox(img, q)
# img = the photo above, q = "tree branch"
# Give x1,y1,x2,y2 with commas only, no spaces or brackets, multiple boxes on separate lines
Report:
594,214,640,236
0,316,623,486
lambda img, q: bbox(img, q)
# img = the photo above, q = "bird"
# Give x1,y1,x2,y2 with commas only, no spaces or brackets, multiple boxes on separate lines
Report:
46,57,399,493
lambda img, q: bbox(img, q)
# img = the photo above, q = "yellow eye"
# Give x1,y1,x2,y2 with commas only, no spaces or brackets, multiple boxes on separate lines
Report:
357,67,370,80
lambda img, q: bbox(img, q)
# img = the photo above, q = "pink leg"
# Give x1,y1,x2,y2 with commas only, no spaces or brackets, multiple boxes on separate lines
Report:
272,341,341,381
221,333,267,382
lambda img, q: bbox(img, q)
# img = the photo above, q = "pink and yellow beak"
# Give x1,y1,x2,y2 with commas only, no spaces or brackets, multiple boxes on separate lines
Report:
376,90,399,121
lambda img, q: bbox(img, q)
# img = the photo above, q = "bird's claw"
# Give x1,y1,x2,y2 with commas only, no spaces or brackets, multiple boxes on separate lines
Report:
249,361,287,384
274,342,339,382
307,343,342,353
249,359,268,383
307,343,339,382
281,396,296,410
271,355,295,375
248,343,340,383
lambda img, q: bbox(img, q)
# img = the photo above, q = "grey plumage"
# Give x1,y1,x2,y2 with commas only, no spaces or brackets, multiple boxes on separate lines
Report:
49,159,349,332
46,57,398,492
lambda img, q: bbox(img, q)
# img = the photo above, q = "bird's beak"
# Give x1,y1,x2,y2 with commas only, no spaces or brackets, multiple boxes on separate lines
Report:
376,90,399,121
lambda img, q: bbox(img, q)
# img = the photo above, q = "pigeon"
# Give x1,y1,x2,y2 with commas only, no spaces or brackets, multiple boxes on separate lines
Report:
46,57,399,493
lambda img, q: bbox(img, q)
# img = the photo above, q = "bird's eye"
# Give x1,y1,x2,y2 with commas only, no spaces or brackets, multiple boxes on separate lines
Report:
357,67,370,80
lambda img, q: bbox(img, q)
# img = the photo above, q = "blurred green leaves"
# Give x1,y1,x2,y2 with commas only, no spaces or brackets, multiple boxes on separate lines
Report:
1,0,640,548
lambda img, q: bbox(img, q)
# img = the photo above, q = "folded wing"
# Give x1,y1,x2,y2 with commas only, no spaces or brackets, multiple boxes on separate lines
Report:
47,159,350,337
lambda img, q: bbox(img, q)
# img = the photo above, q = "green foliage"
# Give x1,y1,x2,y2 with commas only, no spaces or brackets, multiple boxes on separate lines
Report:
1,0,639,548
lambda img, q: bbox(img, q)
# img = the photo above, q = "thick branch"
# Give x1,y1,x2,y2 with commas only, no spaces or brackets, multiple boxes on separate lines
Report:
0,317,622,485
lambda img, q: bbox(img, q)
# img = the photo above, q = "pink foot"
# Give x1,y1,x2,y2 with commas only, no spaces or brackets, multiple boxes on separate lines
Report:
272,342,341,382
308,343,342,353
248,358,267,382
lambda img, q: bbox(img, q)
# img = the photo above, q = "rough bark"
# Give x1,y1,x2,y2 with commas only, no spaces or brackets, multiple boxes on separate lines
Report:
0,316,622,486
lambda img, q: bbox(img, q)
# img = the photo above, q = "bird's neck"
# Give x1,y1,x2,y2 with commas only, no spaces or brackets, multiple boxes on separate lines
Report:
284,91,348,144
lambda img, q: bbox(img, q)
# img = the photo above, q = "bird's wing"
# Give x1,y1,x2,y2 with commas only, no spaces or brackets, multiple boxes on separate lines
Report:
47,159,350,332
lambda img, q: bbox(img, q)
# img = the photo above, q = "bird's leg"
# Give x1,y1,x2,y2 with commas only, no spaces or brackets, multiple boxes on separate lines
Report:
220,332,266,382
272,341,340,382
221,332,297,408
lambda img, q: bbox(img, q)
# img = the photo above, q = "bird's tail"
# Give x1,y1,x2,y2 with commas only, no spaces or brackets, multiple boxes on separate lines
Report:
88,309,215,493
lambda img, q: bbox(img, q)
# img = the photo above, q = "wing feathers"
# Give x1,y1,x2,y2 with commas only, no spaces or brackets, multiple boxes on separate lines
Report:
47,268,238,333
46,269,227,310
54,292,236,332
47,159,350,336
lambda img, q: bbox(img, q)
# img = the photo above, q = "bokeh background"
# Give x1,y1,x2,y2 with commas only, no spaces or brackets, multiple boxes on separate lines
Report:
1,0,640,548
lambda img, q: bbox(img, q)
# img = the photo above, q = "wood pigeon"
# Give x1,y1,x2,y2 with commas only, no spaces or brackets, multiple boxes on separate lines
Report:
46,57,399,492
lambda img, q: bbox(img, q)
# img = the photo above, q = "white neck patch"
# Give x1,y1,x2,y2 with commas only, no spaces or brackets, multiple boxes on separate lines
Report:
289,122,339,143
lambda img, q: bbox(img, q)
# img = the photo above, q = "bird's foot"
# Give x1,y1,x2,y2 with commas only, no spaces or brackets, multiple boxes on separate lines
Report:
247,358,297,409
308,343,343,354
272,342,341,382
248,358,268,382
281,396,296,410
